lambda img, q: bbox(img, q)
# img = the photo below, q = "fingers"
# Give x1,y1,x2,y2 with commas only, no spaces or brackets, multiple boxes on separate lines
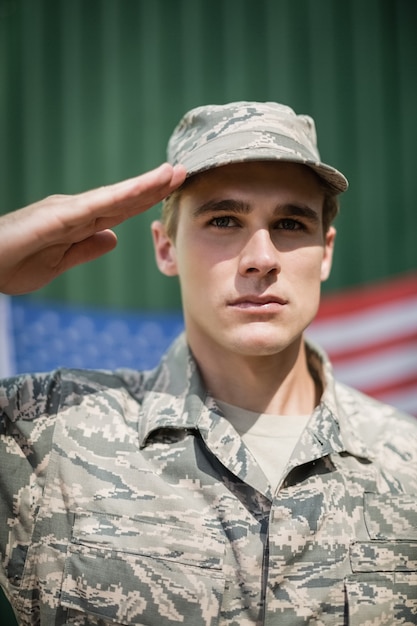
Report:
170,163,188,189
73,163,187,224
17,163,186,250
0,163,187,295
56,164,186,271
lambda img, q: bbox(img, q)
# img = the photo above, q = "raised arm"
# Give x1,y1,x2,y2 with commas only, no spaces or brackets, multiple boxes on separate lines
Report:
0,163,186,295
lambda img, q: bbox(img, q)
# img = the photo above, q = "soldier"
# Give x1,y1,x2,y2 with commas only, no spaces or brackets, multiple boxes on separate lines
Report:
1,102,416,625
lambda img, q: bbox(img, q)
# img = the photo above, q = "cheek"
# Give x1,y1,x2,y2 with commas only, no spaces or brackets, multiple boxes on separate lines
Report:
176,245,214,291
286,248,325,283
176,232,229,279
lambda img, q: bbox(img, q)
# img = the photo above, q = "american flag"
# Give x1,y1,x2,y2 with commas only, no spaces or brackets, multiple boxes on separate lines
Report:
0,295,15,377
2,272,417,417
308,272,417,417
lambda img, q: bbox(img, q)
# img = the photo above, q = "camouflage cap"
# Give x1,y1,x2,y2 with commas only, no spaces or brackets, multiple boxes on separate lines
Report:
167,101,348,193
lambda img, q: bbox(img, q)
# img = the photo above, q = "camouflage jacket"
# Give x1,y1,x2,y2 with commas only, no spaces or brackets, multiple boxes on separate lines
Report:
0,334,417,626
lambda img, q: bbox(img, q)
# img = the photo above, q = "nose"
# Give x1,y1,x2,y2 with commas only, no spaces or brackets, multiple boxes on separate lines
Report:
238,229,281,277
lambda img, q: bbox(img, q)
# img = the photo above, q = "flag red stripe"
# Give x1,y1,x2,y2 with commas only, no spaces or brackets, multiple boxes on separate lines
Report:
328,331,417,364
355,372,417,400
317,272,417,319
314,272,417,416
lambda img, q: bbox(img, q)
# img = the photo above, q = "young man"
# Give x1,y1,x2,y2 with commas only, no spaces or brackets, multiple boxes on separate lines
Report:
1,102,416,625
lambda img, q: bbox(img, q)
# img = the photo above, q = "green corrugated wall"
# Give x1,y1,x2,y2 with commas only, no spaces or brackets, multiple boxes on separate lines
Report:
1,0,416,314
0,1,416,621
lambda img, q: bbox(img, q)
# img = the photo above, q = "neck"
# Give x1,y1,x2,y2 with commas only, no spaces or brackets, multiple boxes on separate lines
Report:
188,335,319,416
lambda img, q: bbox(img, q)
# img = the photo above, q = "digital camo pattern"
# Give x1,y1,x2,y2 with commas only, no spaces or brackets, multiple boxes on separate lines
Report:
0,334,416,625
167,101,349,193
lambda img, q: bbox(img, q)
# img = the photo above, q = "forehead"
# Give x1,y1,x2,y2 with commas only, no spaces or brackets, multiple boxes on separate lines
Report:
180,161,325,204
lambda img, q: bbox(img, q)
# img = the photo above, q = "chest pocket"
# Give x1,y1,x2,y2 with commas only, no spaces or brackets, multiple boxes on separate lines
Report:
345,493,417,625
61,512,225,626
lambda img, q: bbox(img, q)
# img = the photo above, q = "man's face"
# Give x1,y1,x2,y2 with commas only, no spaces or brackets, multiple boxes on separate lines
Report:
153,161,335,361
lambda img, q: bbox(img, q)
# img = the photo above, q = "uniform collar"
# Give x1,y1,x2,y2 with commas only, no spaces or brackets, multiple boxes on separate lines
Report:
305,339,375,461
135,334,374,463
136,334,205,447
135,334,272,496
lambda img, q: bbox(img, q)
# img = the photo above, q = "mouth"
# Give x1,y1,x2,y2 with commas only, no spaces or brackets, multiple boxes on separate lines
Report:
228,295,288,312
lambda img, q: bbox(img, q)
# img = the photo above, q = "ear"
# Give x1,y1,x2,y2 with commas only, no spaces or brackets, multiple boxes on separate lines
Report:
151,220,179,276
320,226,336,282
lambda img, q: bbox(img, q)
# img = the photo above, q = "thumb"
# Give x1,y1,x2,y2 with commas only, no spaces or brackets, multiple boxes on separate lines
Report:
60,230,118,273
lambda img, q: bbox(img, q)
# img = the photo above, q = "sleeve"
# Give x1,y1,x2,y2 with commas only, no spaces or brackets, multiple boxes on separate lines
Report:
0,371,62,587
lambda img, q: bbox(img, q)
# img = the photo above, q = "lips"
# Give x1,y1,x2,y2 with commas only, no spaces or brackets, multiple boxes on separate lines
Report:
228,294,288,310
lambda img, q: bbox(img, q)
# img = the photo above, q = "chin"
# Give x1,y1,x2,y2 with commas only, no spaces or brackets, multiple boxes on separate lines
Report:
228,328,295,357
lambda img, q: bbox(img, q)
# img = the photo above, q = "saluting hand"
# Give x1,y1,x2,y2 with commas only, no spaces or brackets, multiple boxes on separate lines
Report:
0,163,186,295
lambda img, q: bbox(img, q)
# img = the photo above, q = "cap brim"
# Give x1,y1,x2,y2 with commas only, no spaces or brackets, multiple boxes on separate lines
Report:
175,131,348,193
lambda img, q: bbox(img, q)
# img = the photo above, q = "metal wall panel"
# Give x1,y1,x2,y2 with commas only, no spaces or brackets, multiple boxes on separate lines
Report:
1,0,416,311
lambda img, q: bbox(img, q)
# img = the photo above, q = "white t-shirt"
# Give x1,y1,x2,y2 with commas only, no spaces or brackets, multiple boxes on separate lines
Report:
216,399,310,490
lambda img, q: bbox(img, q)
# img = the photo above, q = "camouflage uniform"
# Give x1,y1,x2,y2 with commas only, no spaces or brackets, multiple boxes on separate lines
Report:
0,334,416,625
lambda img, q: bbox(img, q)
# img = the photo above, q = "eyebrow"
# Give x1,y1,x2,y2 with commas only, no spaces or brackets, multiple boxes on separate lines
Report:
192,198,320,224
192,199,249,218
279,204,320,224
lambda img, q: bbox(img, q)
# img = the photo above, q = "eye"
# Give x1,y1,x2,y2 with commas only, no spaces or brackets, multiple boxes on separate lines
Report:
276,218,305,231
210,215,236,228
